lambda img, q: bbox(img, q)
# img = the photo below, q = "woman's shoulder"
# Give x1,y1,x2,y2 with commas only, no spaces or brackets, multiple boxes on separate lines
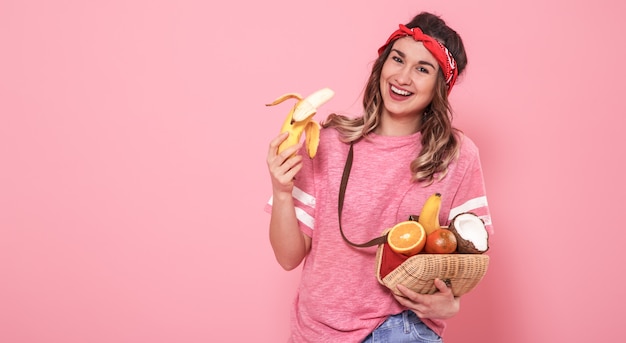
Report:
319,124,340,139
317,125,339,148
314,125,349,160
457,131,480,157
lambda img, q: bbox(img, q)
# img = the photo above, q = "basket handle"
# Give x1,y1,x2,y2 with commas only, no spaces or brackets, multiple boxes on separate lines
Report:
338,143,388,248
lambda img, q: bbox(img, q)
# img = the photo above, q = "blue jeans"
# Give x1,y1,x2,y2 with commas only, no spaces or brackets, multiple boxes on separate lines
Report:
362,311,442,343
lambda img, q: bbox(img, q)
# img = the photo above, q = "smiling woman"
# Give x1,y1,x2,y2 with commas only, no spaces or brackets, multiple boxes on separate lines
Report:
264,11,490,343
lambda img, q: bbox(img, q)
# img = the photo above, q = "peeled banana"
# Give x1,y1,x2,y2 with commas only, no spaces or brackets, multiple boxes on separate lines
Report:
418,193,442,235
266,87,335,158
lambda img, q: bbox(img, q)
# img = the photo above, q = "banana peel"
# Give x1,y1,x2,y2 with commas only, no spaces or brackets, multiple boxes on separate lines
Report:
266,87,335,158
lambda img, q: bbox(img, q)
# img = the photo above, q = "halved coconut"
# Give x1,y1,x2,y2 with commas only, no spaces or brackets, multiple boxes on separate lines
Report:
448,212,489,254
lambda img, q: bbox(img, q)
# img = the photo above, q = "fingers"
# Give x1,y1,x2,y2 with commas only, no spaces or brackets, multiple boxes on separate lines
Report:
396,279,451,301
392,288,428,318
394,281,458,319
267,132,303,161
267,137,303,170
392,289,415,307
278,154,303,180
395,284,425,306
267,132,304,193
433,278,452,295
267,132,290,159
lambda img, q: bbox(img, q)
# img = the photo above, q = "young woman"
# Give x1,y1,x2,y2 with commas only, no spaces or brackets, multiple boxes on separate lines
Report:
265,11,493,343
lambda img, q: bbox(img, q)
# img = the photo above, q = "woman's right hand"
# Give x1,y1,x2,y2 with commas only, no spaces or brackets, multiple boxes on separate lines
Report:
266,132,304,196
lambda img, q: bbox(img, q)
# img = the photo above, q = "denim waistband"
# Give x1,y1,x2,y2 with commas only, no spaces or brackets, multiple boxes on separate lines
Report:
376,310,420,333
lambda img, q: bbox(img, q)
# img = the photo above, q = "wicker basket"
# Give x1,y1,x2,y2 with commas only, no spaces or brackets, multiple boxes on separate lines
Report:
375,242,489,297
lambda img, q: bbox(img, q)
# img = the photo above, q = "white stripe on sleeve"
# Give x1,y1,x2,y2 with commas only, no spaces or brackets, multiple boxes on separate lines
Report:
266,192,316,230
448,196,489,220
292,186,316,207
295,207,315,230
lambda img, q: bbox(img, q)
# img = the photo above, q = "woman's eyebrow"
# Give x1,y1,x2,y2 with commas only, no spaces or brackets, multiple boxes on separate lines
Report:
391,48,406,58
418,60,437,70
390,48,436,70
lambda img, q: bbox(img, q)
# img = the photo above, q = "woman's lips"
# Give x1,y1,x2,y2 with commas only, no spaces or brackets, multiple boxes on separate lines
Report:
389,84,413,101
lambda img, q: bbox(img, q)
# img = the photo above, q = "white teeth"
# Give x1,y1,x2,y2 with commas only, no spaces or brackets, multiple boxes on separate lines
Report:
391,85,412,96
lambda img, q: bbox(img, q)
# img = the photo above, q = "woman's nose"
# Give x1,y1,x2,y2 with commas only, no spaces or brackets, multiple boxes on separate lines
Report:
395,66,412,85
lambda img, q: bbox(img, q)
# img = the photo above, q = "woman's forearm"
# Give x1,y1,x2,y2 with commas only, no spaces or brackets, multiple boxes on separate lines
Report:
269,192,310,270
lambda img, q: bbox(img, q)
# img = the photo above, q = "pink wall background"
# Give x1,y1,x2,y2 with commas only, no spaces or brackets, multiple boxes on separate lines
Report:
2,0,625,342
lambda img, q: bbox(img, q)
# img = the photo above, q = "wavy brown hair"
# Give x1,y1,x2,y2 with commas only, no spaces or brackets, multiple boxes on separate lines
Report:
322,12,468,185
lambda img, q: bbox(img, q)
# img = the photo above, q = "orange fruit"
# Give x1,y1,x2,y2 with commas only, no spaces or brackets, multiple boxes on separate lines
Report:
424,228,458,254
387,221,426,256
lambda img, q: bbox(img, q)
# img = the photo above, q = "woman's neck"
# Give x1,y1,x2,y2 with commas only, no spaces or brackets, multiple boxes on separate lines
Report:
374,113,421,136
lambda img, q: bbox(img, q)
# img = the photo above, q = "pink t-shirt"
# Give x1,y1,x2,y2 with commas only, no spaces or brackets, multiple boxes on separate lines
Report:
266,127,493,342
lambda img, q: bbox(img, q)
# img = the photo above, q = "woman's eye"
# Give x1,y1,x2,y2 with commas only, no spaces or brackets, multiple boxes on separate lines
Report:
417,66,429,74
392,56,403,63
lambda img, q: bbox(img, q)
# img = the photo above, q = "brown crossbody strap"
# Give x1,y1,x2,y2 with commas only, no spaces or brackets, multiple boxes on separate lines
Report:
338,143,388,248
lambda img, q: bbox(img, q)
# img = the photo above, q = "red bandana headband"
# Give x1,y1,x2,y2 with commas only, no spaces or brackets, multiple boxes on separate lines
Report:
378,24,458,94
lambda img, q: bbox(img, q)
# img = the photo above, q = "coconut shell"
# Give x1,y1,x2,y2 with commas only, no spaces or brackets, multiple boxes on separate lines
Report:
448,212,489,254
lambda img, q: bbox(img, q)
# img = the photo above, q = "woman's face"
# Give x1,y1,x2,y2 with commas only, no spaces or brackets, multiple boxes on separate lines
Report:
379,37,439,119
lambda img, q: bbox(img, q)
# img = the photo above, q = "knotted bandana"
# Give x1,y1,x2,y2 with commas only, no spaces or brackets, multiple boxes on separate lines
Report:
378,24,458,94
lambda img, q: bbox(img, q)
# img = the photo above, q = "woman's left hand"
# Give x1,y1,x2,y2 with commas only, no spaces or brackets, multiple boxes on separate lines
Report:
393,278,460,319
